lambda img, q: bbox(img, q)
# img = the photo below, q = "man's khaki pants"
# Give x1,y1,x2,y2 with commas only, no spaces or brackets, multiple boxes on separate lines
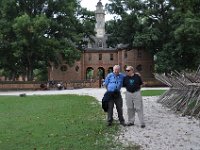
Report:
125,90,145,125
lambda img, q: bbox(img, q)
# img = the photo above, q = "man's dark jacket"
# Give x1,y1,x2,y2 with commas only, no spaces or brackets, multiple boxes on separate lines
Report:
102,91,120,112
102,92,111,112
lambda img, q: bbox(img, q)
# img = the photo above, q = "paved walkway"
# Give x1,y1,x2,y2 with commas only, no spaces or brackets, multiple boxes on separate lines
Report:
0,87,169,96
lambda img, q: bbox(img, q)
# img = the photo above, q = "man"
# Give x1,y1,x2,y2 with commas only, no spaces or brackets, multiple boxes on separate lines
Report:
123,66,145,128
104,65,125,126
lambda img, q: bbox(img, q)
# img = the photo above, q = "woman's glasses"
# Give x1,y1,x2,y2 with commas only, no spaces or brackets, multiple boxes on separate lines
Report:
125,70,131,72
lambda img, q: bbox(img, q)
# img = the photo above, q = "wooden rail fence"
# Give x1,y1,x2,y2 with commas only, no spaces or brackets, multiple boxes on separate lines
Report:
155,66,200,118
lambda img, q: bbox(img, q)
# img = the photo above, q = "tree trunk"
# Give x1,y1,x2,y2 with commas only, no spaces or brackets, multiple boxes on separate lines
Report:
27,67,33,81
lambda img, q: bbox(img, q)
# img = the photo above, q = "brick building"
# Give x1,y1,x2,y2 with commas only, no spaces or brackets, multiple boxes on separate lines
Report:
48,0,154,83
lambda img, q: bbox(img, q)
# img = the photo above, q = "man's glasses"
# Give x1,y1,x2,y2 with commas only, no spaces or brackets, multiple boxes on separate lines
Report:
126,70,131,72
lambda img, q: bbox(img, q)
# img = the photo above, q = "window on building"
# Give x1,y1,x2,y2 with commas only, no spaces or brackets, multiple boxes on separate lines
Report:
124,65,127,71
124,51,127,59
75,66,79,72
89,53,92,61
110,54,113,61
98,40,103,48
99,54,102,60
137,49,142,58
136,64,142,72
60,65,67,72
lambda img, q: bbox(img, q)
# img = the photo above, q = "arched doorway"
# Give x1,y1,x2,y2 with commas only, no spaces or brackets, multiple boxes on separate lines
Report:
97,67,105,79
107,67,113,74
86,67,94,80
97,67,105,88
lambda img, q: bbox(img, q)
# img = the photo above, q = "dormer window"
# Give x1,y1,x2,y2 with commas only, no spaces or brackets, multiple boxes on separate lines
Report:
110,54,113,60
98,40,103,48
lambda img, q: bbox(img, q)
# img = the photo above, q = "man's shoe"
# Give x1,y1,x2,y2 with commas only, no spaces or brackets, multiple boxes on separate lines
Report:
127,122,134,126
120,122,126,126
141,124,146,128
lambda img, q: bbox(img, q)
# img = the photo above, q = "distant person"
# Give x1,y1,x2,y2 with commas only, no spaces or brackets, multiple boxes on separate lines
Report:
101,79,105,88
57,82,65,90
104,65,125,126
123,66,145,128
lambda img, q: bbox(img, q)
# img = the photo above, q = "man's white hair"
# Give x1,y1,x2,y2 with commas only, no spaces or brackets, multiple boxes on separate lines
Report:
113,65,120,70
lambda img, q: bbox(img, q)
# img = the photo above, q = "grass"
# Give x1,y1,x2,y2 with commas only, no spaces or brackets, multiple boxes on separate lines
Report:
141,90,166,96
0,90,166,150
0,94,140,150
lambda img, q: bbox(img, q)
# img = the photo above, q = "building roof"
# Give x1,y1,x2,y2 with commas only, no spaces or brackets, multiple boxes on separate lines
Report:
86,47,116,51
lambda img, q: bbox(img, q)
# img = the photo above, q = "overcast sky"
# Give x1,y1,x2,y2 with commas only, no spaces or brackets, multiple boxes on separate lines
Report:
80,0,114,21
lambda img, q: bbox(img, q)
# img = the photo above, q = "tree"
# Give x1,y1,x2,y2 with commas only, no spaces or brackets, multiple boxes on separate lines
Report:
0,0,95,81
105,0,200,72
105,0,143,49
156,0,200,72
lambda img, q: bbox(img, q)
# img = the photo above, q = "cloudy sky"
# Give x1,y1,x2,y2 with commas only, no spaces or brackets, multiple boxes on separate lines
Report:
80,0,114,21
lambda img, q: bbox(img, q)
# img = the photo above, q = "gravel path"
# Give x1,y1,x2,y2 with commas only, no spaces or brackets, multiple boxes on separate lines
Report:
0,88,200,150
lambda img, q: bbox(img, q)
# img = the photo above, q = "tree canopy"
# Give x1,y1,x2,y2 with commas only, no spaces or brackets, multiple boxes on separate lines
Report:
105,0,200,72
0,0,95,80
1,0,200,81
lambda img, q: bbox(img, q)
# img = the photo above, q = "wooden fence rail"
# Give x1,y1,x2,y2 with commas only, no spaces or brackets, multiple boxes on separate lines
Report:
155,66,200,118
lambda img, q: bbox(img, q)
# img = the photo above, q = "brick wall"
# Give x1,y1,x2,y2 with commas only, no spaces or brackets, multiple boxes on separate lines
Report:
48,48,155,82
0,80,100,90
0,82,41,90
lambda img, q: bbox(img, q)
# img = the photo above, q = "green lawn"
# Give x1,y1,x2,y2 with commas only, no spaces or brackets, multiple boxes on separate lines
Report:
0,94,139,150
0,90,165,150
142,90,166,96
